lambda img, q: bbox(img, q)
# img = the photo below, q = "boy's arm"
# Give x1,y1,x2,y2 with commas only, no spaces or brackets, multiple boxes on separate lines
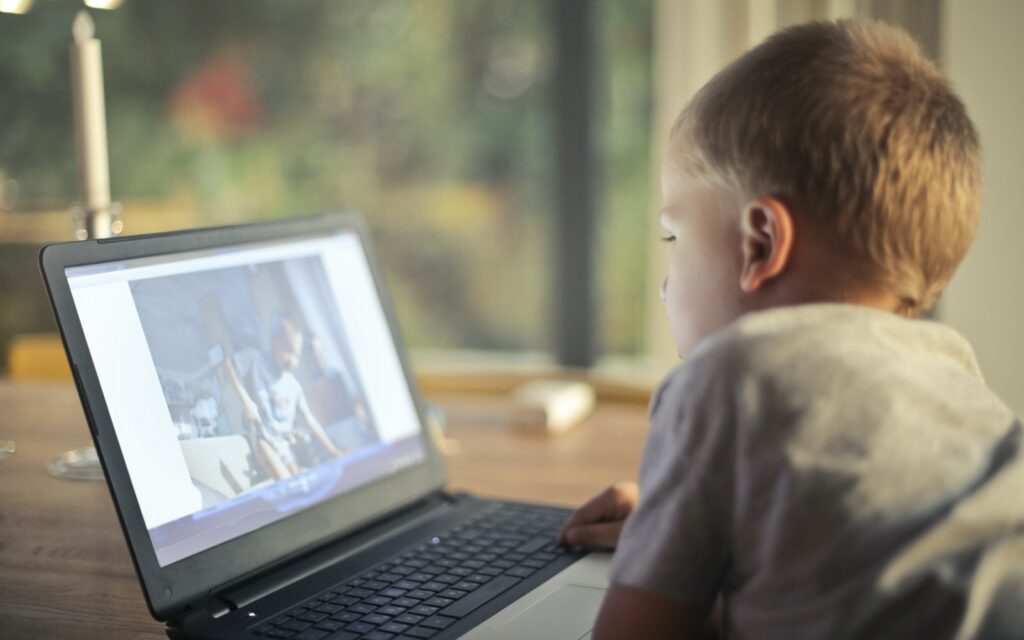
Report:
223,355,262,423
593,583,709,640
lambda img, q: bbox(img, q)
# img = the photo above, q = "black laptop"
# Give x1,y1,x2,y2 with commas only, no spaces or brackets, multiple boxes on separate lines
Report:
40,212,611,640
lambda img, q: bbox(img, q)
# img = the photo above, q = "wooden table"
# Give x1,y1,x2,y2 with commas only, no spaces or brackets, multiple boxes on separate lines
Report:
0,381,648,639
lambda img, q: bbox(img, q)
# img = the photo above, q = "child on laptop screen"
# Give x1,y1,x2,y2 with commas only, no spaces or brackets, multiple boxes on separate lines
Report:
559,19,1024,640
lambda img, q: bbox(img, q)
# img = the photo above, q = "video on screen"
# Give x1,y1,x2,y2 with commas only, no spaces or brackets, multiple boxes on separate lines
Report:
130,256,380,510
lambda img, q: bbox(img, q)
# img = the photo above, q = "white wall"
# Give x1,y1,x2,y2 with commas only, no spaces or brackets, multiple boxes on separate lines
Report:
940,0,1024,415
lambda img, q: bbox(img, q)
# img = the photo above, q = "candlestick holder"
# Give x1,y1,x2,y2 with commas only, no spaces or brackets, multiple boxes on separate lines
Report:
70,201,122,240
47,201,123,481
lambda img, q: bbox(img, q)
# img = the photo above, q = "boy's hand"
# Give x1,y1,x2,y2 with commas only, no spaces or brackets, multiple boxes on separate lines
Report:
557,482,638,550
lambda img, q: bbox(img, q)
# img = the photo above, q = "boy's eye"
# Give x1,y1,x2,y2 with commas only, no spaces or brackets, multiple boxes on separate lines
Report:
660,234,676,243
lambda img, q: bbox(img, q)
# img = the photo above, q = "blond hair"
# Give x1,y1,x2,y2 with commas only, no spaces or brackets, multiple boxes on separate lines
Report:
673,19,981,315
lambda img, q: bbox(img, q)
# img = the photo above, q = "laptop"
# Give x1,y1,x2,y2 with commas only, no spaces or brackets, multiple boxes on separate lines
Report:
40,212,611,640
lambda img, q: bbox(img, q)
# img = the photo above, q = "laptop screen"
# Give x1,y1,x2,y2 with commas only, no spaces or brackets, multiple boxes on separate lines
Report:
65,231,428,567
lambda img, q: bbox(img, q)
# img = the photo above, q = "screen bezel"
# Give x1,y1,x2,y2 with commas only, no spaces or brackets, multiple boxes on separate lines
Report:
39,212,448,621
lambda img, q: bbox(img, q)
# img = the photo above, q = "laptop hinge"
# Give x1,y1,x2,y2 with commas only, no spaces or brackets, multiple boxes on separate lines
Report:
193,594,234,619
215,491,461,611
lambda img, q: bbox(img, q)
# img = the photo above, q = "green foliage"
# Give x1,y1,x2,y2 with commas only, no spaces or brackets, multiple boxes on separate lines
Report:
0,0,651,357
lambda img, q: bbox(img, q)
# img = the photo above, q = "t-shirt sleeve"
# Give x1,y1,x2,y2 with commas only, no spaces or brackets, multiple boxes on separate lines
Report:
610,359,736,606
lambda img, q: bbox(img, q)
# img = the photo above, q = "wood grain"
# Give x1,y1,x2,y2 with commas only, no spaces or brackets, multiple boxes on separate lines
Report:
0,381,648,638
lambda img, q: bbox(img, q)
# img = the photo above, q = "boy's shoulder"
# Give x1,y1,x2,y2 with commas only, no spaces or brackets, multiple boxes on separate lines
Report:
654,303,995,431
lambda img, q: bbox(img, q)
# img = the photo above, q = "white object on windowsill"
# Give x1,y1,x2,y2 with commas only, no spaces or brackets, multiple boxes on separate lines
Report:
509,379,596,435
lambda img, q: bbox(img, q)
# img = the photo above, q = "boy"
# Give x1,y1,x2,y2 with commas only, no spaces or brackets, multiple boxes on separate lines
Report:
559,19,1024,639
225,312,345,480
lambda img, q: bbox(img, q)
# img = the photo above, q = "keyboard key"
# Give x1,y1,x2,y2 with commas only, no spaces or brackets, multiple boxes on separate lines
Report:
434,575,458,585
439,575,520,618
315,604,343,615
423,597,453,608
378,572,404,583
394,580,422,590
506,567,535,578
381,622,410,634
454,581,480,591
377,605,407,616
329,595,358,606
294,630,330,640
297,612,328,623
396,613,425,625
366,596,393,606
404,626,437,638
280,620,313,632
331,612,361,623
420,581,446,591
409,605,439,616
381,588,408,598
347,588,373,598
407,589,435,600
348,603,376,614
439,589,468,600
363,632,394,640
314,620,345,631
363,580,388,590
419,615,457,630
519,537,550,553
345,621,376,634
362,613,391,625
393,597,421,608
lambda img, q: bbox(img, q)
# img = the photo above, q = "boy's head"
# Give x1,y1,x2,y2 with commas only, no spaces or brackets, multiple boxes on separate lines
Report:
270,313,304,372
660,19,981,358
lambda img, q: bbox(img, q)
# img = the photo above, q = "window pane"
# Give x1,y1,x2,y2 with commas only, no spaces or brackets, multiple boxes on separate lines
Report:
596,0,653,358
0,0,554,357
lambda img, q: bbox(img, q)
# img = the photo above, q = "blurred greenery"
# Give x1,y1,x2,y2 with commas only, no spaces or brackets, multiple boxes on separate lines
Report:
0,0,651,365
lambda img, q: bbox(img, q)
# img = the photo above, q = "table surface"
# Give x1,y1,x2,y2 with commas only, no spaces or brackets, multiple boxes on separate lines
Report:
0,381,648,639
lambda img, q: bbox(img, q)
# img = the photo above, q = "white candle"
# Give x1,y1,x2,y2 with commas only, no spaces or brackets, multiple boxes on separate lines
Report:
70,10,112,236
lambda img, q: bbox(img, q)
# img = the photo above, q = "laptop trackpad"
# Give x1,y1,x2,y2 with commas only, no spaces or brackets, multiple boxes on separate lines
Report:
498,584,605,640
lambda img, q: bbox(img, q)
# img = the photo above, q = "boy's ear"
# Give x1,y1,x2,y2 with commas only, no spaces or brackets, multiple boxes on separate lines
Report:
739,197,795,293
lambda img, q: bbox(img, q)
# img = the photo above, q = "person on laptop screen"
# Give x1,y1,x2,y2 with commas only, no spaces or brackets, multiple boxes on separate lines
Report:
224,311,346,480
559,19,1023,639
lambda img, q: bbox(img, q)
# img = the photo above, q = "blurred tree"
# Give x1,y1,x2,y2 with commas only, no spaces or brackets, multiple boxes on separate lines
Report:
0,0,651,361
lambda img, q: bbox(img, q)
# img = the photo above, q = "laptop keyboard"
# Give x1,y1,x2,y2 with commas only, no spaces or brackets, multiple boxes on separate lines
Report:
250,502,577,640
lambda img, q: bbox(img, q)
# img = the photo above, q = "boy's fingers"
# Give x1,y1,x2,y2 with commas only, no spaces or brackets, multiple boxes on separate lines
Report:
557,483,638,545
558,487,619,541
561,521,624,550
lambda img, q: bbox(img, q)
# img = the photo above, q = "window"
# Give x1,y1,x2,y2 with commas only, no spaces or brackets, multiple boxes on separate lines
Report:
0,0,654,367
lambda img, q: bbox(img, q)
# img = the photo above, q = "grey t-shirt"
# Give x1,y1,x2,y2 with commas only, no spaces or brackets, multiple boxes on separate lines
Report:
611,304,1023,639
